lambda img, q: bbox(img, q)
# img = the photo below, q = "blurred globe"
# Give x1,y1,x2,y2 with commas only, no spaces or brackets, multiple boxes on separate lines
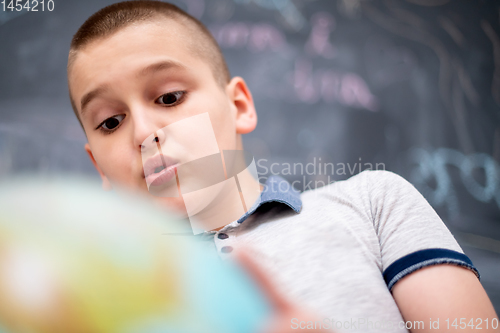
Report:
0,176,270,333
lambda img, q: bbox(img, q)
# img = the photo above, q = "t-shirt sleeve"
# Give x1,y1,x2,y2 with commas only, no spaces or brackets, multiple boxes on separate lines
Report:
364,170,480,290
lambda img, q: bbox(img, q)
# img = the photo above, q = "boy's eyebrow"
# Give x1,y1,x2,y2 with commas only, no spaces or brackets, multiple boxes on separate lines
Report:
79,60,187,118
80,85,110,118
138,60,188,78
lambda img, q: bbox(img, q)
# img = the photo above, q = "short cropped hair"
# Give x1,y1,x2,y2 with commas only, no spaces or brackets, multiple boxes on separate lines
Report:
68,0,231,129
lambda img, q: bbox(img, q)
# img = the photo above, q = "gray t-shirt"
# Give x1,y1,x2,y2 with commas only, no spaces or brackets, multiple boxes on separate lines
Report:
198,170,479,332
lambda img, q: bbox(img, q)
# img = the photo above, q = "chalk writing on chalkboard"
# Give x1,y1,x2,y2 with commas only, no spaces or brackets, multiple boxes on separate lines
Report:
408,147,500,217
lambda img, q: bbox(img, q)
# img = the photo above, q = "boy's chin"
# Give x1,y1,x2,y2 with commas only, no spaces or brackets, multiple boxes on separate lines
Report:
150,196,188,218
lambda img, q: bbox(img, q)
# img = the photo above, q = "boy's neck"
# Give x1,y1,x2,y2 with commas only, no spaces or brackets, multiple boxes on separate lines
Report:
188,167,263,233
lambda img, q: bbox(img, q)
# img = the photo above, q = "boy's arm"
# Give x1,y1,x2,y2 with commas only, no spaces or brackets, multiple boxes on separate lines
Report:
360,170,498,332
392,264,499,333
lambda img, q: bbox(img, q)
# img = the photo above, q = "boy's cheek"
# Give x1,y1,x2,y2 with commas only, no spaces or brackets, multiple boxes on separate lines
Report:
90,148,138,187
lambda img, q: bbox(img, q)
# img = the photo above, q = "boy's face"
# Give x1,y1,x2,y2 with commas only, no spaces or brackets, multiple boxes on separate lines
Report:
68,20,256,215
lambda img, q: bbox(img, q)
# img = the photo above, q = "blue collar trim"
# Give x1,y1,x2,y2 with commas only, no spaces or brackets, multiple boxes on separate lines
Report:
237,175,302,223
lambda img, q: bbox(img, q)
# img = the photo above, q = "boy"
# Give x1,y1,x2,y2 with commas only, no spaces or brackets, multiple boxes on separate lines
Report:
67,1,498,332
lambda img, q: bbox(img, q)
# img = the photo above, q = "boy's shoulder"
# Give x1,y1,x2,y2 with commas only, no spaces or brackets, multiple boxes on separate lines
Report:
301,169,414,200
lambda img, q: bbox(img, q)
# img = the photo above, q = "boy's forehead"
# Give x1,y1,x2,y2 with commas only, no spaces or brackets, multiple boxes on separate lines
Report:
73,21,198,73
69,20,211,110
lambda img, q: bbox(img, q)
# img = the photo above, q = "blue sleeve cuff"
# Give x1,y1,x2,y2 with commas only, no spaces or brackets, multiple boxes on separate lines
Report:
383,248,480,290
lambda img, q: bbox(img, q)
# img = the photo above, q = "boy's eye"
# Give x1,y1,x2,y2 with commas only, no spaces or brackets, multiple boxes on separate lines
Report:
100,114,125,131
155,91,186,106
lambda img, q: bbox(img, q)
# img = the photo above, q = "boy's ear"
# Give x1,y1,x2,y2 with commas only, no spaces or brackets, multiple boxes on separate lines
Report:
226,76,257,135
84,143,112,191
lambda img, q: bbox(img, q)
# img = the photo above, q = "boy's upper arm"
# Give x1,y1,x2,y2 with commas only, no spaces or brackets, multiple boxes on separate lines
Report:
362,170,479,289
391,264,498,332
362,171,498,331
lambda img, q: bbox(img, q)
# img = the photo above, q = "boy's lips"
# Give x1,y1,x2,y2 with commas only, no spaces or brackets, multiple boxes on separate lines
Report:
143,154,180,186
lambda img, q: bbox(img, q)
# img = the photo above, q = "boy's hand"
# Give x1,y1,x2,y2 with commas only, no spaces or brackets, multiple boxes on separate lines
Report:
234,248,334,333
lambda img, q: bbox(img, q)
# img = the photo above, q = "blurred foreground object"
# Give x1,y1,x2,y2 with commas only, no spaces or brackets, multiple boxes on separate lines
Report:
0,176,270,333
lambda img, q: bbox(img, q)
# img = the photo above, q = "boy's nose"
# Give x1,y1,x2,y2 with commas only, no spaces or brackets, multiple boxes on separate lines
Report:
132,113,167,151
138,129,167,152
151,129,167,147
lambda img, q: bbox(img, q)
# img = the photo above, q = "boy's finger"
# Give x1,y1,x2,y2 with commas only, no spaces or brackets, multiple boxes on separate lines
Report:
233,246,292,312
233,248,335,333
